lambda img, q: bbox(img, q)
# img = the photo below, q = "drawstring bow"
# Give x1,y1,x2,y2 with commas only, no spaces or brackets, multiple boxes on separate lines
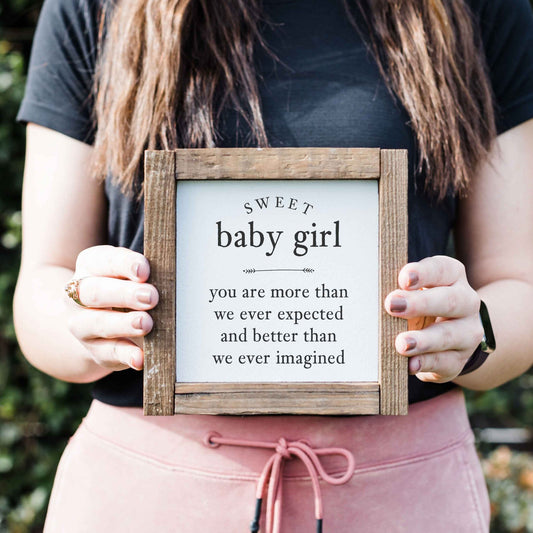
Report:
204,432,355,533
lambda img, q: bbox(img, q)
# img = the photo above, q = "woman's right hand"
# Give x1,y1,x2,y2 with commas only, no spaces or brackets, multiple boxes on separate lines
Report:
65,245,159,372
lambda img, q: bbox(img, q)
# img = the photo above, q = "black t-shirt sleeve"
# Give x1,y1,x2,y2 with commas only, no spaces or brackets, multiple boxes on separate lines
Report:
474,0,533,134
16,0,101,144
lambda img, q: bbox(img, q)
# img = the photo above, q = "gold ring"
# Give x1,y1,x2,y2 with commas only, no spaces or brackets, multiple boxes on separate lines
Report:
64,278,89,308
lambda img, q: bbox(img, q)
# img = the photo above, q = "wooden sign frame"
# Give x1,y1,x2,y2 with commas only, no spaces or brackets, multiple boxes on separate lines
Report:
143,147,408,416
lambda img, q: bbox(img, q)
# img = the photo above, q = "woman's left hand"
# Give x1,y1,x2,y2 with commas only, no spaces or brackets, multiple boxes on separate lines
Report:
384,255,484,383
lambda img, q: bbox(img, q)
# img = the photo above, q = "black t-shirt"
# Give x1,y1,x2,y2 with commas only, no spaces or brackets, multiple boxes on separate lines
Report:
17,0,533,406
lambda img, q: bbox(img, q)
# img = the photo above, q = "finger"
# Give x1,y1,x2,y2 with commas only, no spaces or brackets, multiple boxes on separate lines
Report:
68,309,153,341
82,338,144,371
396,316,484,356
407,350,467,383
76,277,158,310
398,256,467,290
385,284,479,319
414,371,457,384
76,245,150,281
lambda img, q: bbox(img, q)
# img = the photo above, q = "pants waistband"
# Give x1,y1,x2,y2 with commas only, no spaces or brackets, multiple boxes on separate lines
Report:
82,388,472,478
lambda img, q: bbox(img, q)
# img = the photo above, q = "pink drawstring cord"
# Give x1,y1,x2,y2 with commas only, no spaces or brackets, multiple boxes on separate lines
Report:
204,432,355,533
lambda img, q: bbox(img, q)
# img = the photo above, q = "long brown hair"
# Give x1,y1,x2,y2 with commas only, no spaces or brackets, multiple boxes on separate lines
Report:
92,0,496,201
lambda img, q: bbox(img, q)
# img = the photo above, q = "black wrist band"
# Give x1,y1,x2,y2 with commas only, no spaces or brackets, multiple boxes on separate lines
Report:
458,345,490,376
459,299,495,376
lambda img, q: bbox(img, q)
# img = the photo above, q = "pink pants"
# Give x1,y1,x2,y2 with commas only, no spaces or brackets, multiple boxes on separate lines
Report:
44,389,489,532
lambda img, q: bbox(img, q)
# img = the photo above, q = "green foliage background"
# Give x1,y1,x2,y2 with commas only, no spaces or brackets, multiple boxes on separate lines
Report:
0,1,532,531
0,3,93,531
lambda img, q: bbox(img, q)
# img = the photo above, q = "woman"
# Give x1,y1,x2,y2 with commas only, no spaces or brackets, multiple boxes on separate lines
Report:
14,0,533,531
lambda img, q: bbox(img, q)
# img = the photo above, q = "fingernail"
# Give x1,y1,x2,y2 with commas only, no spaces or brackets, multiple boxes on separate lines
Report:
132,315,144,330
137,289,152,305
130,353,143,371
390,296,407,313
409,357,422,373
132,261,149,279
402,336,417,352
407,271,419,288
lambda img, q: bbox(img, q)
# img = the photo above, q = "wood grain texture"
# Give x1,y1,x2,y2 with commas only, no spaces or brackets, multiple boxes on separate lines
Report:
144,147,408,416
143,151,176,415
175,148,380,180
174,383,379,415
379,150,409,415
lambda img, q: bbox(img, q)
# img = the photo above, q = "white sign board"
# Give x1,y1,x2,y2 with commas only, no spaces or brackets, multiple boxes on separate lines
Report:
176,179,379,383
